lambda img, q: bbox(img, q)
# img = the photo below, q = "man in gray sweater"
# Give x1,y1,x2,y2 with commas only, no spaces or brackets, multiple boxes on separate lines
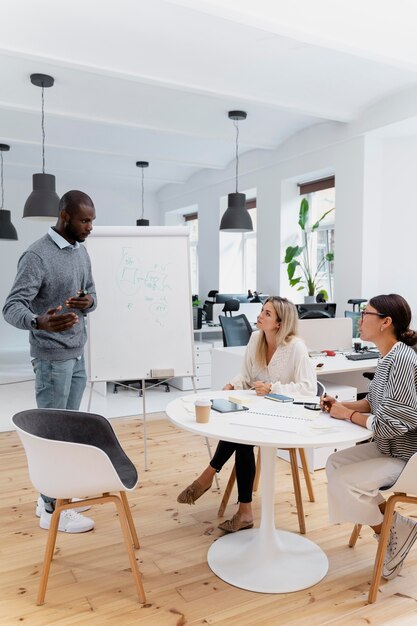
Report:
3,190,97,533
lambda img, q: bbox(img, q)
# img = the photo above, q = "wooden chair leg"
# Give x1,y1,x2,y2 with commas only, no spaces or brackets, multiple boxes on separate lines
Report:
112,495,146,604
298,448,315,502
253,448,261,493
368,497,397,604
120,491,140,549
289,449,306,535
205,437,220,489
349,523,362,548
217,465,236,517
37,498,67,605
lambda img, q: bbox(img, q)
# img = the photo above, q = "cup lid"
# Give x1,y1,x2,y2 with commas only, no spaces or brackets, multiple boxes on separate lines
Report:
195,399,211,406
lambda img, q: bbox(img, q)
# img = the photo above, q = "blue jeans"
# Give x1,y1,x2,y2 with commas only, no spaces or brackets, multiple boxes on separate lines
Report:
32,355,87,410
32,355,87,510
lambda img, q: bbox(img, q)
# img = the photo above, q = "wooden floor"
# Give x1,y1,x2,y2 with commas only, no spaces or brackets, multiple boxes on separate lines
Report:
1,417,417,626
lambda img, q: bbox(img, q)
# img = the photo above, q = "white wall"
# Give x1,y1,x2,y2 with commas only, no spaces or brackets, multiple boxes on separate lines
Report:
378,137,417,315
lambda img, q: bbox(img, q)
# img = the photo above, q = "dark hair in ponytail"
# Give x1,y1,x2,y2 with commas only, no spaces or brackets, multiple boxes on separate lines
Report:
369,294,417,347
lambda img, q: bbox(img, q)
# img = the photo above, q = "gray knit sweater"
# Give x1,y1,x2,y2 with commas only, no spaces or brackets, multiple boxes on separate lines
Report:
3,233,97,360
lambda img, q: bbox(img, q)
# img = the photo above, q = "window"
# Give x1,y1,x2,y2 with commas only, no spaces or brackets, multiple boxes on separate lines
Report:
184,212,198,295
242,202,257,292
219,198,257,293
299,178,335,300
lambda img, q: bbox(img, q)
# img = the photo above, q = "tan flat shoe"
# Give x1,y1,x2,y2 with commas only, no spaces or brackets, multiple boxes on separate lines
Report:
177,480,211,505
218,513,254,533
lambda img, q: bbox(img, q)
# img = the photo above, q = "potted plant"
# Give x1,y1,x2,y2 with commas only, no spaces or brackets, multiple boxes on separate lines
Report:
284,198,334,302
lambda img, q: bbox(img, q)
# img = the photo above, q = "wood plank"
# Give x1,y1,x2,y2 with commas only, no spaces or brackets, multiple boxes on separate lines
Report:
1,416,417,625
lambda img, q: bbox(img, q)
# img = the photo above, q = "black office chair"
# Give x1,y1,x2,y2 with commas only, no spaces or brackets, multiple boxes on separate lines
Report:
296,303,336,319
219,314,253,347
222,298,241,316
344,298,367,338
347,298,367,312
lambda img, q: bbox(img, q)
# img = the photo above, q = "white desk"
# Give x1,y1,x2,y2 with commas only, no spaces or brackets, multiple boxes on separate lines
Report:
167,390,370,593
211,346,378,393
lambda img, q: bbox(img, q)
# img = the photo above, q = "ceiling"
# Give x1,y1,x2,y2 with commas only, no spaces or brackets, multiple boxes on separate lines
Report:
2,0,417,196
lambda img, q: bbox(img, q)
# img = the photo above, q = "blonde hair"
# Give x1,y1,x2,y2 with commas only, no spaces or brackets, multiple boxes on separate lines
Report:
255,296,298,367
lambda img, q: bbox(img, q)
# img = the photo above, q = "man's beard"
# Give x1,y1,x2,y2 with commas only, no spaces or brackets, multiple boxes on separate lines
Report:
64,219,83,242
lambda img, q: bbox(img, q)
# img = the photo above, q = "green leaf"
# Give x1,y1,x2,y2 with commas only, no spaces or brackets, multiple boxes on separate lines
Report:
311,207,335,231
284,245,303,263
326,252,334,262
287,260,299,280
289,277,302,287
298,198,309,230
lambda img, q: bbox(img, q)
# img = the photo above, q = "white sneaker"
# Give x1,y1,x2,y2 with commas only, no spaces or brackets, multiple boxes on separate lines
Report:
36,496,91,517
382,512,417,579
39,508,95,533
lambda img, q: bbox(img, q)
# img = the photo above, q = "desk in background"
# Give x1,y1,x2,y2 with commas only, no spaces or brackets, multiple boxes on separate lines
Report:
211,346,378,393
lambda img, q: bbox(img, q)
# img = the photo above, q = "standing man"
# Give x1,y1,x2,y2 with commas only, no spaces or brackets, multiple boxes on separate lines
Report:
3,190,97,533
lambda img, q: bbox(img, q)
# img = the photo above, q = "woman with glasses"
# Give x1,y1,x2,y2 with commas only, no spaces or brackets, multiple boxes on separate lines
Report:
177,296,316,533
323,294,417,580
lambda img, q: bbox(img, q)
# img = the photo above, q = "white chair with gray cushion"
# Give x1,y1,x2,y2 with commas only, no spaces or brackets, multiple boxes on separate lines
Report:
12,408,146,605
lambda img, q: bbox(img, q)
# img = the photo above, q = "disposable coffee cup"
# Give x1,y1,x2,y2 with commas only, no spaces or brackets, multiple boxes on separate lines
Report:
195,399,211,423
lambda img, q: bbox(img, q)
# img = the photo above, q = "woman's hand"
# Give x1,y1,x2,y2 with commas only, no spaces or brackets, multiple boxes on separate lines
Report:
223,383,234,391
328,401,355,421
320,394,337,413
253,381,271,396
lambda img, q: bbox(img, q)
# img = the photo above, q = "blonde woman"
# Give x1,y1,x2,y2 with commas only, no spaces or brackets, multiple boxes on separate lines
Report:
177,296,317,532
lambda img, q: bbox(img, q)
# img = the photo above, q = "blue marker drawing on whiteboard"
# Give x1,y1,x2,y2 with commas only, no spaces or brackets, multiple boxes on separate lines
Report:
116,247,172,326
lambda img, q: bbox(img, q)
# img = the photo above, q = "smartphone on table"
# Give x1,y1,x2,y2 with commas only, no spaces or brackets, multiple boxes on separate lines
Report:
265,393,293,403
210,399,249,413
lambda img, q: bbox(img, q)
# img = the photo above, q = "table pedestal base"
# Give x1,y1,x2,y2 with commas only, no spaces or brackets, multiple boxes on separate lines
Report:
208,527,328,593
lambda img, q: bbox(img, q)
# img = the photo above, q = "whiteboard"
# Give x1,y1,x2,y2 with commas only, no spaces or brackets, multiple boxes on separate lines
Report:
85,226,195,381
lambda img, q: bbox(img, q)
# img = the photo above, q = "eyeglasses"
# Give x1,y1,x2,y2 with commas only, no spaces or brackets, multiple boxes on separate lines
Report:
360,311,387,321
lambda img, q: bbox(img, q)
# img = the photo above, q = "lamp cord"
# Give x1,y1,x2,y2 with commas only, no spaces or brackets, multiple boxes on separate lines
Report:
234,118,239,193
41,84,46,174
140,166,145,219
0,151,4,210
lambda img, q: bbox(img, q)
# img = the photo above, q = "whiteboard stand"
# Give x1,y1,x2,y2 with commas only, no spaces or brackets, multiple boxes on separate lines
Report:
141,379,148,470
87,382,94,412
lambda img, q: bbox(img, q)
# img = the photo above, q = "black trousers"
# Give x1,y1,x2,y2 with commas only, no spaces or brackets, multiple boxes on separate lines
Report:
210,441,255,503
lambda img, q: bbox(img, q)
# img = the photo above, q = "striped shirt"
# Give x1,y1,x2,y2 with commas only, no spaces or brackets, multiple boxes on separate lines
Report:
368,341,417,461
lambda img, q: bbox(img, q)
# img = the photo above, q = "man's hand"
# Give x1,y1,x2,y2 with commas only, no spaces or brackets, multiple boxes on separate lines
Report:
65,292,93,311
37,306,79,332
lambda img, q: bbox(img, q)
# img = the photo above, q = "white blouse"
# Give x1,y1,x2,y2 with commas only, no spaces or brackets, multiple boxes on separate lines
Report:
229,331,317,397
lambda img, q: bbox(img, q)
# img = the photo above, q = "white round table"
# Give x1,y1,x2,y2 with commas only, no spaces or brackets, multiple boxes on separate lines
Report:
167,390,371,593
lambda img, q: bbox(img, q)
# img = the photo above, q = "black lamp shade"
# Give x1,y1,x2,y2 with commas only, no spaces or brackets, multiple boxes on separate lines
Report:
136,218,150,226
220,192,253,232
23,173,60,220
0,209,18,240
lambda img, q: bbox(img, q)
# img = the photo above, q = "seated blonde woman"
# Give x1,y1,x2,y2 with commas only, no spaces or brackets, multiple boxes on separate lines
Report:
177,296,317,532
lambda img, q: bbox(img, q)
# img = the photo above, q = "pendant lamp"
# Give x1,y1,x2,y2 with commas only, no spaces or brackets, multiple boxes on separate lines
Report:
136,161,150,226
0,144,18,240
23,74,60,220
219,110,253,232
